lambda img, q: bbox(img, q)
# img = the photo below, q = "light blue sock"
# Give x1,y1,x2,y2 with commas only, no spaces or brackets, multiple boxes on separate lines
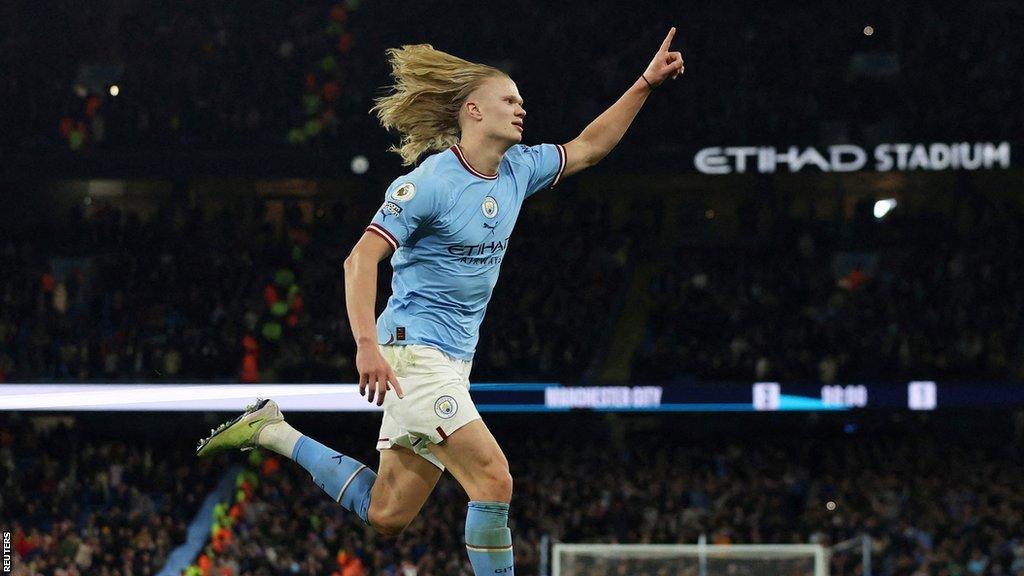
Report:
291,435,375,524
465,501,514,575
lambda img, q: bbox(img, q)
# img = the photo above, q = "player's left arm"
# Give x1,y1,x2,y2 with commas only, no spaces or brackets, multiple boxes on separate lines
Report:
562,27,685,178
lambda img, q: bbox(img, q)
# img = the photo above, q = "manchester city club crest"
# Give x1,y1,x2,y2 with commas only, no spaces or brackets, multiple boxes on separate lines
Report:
391,182,416,202
481,196,499,218
434,395,458,419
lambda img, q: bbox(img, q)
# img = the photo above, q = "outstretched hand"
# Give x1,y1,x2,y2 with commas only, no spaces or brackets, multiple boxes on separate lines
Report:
642,27,685,87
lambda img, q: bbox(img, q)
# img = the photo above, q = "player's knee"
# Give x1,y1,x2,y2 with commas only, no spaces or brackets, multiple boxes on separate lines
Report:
483,465,513,503
497,469,514,501
367,503,410,538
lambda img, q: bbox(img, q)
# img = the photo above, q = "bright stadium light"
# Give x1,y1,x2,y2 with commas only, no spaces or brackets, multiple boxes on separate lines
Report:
351,155,369,174
109,84,120,96
873,198,897,219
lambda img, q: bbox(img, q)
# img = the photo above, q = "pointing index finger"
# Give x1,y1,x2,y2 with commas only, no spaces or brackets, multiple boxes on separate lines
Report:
660,26,676,52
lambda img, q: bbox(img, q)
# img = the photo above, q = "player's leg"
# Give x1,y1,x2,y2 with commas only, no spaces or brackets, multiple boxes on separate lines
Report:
371,344,513,572
196,399,442,537
427,419,511,501
428,419,515,575
367,446,443,537
195,399,378,526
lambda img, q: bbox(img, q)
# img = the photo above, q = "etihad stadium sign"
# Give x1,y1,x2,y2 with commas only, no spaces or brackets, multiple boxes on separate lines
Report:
694,141,1011,174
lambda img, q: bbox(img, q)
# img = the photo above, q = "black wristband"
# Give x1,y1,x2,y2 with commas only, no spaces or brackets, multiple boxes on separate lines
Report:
641,74,655,90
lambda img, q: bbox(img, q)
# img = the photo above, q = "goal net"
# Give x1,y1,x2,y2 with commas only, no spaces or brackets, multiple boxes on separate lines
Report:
552,543,829,576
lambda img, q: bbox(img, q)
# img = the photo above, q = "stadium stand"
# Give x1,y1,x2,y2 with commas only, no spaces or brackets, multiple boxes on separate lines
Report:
1,415,229,575
4,413,1023,575
4,1,1022,161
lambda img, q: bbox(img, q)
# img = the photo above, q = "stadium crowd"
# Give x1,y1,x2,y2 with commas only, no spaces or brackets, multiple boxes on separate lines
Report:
8,413,1021,576
1,415,228,576
3,186,1021,385
0,184,633,385
1,184,1021,386
4,0,1021,158
632,199,1024,384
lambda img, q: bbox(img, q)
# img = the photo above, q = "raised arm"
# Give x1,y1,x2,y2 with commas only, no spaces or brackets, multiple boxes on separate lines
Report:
344,232,403,405
562,27,685,178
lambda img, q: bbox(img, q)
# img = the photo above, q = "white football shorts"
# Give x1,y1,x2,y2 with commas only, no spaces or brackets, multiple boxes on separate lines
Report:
376,344,481,470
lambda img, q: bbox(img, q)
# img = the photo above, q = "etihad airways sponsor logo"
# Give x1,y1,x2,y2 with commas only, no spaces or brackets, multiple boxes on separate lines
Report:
447,237,511,265
694,142,1010,174
447,238,511,257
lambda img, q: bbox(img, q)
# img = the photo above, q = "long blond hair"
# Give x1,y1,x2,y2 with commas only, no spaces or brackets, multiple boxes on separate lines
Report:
371,44,506,166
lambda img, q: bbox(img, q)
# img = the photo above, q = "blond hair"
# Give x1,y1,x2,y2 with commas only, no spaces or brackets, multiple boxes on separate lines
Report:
370,44,506,166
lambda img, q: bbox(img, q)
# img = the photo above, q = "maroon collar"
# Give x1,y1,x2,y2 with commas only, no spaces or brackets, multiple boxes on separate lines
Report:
450,144,498,180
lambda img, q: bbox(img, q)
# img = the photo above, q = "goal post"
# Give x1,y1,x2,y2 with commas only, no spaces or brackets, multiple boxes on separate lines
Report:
552,542,829,576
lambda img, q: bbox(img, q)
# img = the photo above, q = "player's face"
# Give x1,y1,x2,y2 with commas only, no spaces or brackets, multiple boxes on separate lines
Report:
475,75,526,145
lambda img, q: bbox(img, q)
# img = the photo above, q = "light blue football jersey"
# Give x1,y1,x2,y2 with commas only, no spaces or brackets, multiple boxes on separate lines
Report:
366,143,567,360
